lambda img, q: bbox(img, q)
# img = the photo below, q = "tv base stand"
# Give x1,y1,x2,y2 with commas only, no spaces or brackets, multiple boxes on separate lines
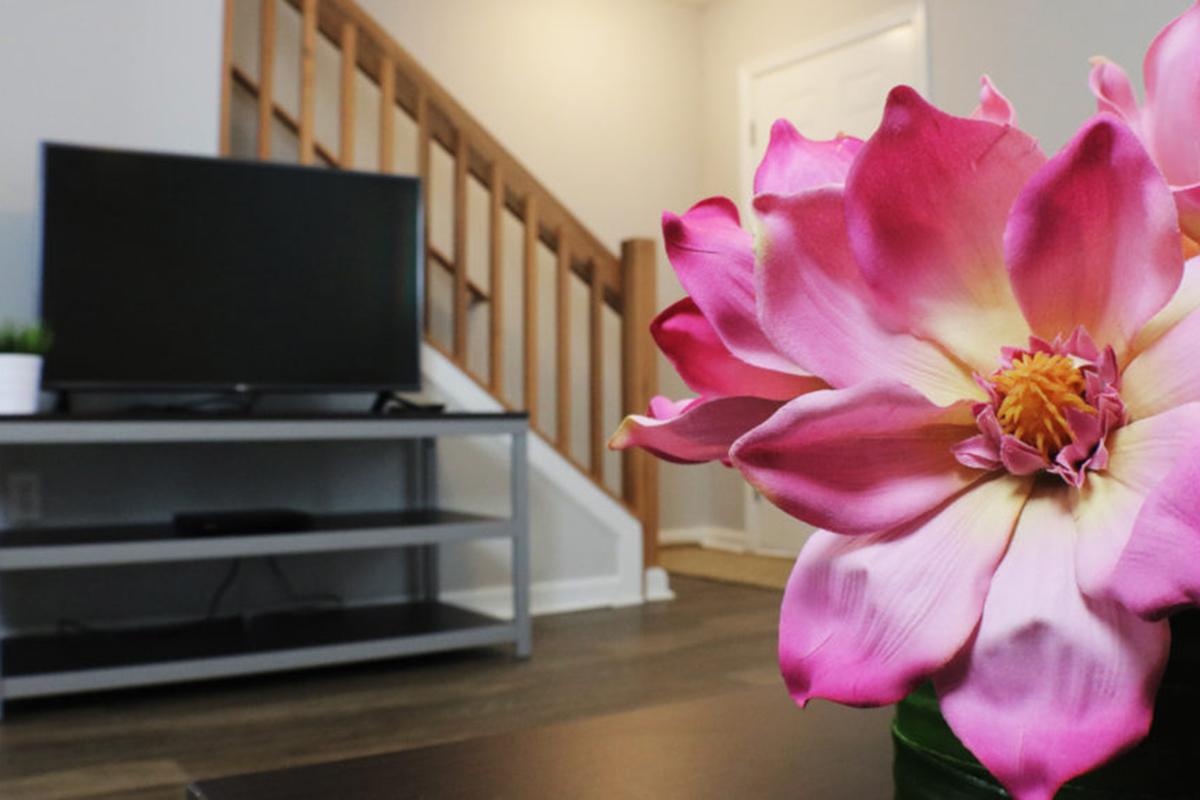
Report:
0,412,530,716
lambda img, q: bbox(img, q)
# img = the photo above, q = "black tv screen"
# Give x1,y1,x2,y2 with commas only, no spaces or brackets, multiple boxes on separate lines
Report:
39,143,422,393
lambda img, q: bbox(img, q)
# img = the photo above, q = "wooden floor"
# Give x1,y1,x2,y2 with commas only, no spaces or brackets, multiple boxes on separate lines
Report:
0,576,784,800
660,545,794,590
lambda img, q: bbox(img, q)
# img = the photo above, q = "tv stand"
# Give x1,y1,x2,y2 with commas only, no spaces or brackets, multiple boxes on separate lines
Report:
0,412,530,715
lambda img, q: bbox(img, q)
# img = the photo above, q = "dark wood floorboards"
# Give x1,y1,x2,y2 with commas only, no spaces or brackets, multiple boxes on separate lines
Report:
0,576,784,799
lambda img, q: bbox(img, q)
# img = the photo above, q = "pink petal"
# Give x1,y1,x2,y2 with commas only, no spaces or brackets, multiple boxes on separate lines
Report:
609,395,782,465
1006,116,1182,354
936,486,1170,800
1173,182,1200,243
1122,277,1200,420
753,119,862,195
1073,473,1150,600
780,476,1029,708
1084,402,1200,617
1088,57,1141,126
951,434,1001,471
970,75,1016,125
729,380,980,535
845,86,1043,371
651,297,822,402
1144,0,1200,187
663,198,799,374
1129,253,1200,359
754,188,980,405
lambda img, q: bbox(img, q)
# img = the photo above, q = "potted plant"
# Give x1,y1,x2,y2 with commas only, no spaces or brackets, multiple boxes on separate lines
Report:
0,322,52,415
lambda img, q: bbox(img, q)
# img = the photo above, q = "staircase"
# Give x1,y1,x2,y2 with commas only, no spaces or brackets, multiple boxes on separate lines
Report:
217,0,660,571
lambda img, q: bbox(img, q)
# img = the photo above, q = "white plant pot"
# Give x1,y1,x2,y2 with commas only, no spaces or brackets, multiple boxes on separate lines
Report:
0,354,42,415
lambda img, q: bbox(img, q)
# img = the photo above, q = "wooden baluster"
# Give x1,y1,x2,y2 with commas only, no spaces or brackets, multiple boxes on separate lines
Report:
589,263,604,480
453,133,469,360
488,164,504,396
338,22,357,168
523,197,539,429
378,57,395,173
219,0,234,155
298,0,317,165
417,89,432,332
620,239,658,567
256,0,276,158
555,232,571,451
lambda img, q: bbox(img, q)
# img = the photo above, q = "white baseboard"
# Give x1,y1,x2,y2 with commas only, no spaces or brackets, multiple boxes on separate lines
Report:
643,566,674,602
660,525,748,553
442,573,643,620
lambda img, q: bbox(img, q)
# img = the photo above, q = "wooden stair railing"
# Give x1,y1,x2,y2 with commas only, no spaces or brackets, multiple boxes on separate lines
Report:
219,0,660,572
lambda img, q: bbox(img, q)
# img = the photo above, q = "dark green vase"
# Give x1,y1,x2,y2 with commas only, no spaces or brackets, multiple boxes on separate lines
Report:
893,611,1200,799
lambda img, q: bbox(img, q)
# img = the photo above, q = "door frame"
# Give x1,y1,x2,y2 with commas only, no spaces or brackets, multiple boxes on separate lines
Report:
736,2,928,557
736,1,929,206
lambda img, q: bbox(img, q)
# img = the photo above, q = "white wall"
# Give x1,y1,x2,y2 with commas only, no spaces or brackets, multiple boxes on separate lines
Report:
0,0,226,324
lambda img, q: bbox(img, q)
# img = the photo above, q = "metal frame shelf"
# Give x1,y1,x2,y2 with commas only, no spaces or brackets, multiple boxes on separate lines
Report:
0,412,531,713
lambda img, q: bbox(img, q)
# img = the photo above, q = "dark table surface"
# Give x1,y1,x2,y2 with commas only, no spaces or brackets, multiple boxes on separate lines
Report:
186,685,895,799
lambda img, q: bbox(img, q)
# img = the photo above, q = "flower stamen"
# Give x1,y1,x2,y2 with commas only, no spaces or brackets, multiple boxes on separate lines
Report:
991,352,1095,459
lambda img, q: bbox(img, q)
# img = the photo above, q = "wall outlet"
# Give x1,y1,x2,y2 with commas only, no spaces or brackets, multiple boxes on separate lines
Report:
7,473,41,524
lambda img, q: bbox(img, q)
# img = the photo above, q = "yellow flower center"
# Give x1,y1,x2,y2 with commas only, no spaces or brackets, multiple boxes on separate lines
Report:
991,352,1095,458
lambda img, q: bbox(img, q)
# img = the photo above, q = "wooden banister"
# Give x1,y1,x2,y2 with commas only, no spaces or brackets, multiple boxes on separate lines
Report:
523,196,539,431
219,0,234,156
339,21,357,167
621,239,659,568
298,0,317,165
378,57,395,172
257,0,276,159
488,163,504,397
555,233,570,450
589,266,604,480
452,133,469,360
221,0,660,579
416,87,432,331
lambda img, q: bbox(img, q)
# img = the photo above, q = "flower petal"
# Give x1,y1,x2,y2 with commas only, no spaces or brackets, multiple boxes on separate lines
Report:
754,188,981,405
780,476,1029,708
1006,116,1182,354
1088,57,1141,126
1144,0,1200,187
845,86,1043,372
1122,269,1200,420
1106,445,1200,619
753,119,862,195
663,198,798,374
730,380,980,535
936,486,1170,800
1073,472,1148,599
1084,402,1200,617
1128,253,1200,360
651,297,821,401
608,395,782,464
1173,182,1200,244
970,75,1016,125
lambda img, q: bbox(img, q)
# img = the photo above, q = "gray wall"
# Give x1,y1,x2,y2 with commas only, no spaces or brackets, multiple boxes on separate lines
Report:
928,0,1187,152
0,0,226,324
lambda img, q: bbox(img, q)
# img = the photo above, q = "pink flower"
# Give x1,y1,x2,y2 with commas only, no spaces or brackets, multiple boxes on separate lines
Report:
1089,1,1200,245
729,87,1200,799
607,120,848,464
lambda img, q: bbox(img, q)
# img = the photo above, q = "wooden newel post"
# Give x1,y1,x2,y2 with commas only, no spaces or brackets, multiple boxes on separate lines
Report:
620,238,659,569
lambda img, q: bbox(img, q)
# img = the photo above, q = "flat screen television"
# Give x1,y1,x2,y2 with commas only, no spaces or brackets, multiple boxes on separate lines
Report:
39,143,423,393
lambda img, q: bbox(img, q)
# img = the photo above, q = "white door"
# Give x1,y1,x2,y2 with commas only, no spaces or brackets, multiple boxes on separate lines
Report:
739,5,927,558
